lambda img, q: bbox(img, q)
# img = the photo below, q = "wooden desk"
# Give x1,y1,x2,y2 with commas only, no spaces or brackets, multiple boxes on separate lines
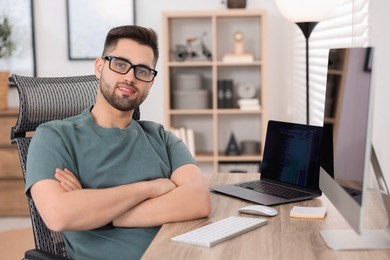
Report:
142,173,390,260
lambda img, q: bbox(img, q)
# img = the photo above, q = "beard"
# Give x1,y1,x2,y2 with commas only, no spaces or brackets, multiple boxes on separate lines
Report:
99,76,148,112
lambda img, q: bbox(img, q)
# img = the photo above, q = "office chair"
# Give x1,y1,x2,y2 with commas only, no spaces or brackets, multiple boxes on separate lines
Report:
9,74,140,259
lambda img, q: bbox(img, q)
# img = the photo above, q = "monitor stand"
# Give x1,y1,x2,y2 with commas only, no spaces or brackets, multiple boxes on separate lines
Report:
320,146,390,250
320,229,390,250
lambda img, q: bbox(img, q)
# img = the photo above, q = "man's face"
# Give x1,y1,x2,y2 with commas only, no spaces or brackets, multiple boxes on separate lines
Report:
95,39,155,111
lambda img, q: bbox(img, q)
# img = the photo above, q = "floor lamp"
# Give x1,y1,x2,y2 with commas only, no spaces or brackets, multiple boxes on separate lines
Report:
275,0,338,124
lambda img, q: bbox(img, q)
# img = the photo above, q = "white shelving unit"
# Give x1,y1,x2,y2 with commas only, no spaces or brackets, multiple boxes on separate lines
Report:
163,10,268,173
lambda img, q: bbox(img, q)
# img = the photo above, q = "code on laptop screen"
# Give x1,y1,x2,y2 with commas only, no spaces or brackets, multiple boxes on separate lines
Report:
260,122,322,190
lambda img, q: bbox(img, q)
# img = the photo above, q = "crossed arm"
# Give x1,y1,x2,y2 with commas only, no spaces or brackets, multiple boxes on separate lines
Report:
30,164,211,232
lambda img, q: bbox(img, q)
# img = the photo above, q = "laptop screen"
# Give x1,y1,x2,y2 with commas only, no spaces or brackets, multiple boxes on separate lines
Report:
260,121,323,191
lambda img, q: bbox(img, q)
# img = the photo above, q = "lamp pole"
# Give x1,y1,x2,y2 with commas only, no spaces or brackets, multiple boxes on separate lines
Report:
296,22,318,125
275,0,338,124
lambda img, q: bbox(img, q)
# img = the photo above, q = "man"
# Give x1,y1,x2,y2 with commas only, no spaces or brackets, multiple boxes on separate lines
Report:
25,25,211,259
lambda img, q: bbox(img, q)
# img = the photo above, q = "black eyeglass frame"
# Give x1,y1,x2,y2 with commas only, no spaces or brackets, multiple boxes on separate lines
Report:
103,56,158,82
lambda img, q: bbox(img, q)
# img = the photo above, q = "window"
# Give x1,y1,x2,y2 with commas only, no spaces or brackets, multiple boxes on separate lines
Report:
290,0,371,125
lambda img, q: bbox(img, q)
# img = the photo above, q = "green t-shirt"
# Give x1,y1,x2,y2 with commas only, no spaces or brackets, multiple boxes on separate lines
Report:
25,107,196,260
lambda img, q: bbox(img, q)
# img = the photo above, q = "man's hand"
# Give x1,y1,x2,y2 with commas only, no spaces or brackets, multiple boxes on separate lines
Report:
112,164,211,228
55,168,82,191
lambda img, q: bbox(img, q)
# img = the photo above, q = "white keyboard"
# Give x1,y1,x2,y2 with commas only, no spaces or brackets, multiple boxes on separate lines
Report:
171,216,268,247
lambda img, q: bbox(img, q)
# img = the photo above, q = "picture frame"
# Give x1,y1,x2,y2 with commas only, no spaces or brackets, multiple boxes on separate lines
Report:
66,0,136,60
0,0,36,77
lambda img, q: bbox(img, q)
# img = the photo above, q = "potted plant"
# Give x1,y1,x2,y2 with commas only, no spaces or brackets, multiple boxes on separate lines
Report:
0,16,16,110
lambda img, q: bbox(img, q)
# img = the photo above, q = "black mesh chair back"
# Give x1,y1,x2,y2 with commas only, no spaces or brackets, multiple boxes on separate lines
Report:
9,74,140,259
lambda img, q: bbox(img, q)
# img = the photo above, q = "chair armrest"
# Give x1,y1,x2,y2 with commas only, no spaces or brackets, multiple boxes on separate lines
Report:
23,249,70,260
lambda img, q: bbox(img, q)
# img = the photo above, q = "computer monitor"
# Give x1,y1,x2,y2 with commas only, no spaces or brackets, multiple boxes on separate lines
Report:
319,47,390,250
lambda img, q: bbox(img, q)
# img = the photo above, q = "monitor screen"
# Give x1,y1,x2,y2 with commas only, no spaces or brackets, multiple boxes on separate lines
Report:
319,47,390,250
321,47,372,209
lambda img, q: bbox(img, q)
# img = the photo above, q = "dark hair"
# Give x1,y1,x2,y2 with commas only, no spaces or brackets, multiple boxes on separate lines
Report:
102,25,159,67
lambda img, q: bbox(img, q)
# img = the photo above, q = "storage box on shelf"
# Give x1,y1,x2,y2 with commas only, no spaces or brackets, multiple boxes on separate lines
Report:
163,10,268,173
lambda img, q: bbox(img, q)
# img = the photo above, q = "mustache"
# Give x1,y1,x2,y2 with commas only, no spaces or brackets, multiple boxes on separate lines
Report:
116,82,139,91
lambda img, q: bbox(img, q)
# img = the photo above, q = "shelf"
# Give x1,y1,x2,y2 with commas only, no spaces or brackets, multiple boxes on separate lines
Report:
168,109,214,115
324,117,335,124
163,10,267,173
168,109,262,115
217,109,262,115
168,60,262,67
218,154,262,161
168,61,212,67
216,60,262,66
327,69,343,76
194,152,214,162
0,108,18,116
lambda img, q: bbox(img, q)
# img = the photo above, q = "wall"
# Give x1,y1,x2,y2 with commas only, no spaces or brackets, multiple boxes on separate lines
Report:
8,0,291,124
371,0,390,185
9,0,389,184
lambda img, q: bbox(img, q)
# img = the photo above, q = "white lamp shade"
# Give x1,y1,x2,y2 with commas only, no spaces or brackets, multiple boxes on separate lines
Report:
275,0,339,23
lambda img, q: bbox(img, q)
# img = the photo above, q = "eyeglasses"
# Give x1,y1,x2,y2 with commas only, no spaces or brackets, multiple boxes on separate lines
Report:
103,56,158,83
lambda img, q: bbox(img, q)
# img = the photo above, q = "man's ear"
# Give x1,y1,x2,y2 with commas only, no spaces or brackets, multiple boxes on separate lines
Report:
94,58,104,78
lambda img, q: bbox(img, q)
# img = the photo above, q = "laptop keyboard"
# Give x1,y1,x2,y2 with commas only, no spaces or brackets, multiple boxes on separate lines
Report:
236,181,312,200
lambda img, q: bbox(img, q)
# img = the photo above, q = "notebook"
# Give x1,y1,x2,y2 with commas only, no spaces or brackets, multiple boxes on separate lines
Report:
210,120,323,206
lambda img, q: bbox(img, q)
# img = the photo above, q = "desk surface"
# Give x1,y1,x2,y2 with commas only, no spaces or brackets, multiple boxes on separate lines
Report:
142,173,390,260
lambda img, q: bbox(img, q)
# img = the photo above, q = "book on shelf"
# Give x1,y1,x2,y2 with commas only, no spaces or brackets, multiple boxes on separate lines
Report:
238,98,261,111
222,53,254,63
186,128,195,157
170,127,195,156
217,79,234,109
217,80,224,109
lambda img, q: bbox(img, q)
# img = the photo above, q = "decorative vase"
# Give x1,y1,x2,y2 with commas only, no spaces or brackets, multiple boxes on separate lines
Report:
227,0,247,9
0,71,9,110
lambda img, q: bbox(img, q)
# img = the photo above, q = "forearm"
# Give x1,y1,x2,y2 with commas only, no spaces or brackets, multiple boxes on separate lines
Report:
31,175,176,232
32,180,152,231
114,184,210,227
113,166,211,227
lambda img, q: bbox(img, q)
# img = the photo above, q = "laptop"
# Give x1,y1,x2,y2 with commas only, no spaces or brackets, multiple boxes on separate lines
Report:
210,120,323,206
